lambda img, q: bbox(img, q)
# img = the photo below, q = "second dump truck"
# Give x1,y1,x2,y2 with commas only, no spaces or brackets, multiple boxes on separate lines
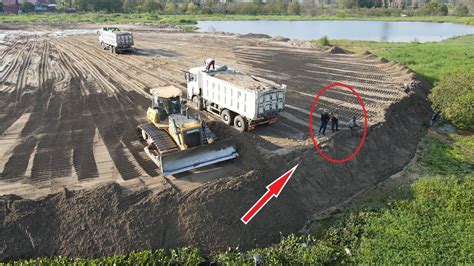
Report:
185,65,287,132
98,27,134,54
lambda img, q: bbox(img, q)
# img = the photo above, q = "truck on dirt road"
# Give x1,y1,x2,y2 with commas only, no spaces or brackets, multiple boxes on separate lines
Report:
185,65,287,132
98,27,134,54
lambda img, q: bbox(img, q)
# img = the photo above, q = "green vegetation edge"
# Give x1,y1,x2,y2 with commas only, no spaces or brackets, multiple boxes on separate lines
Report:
1,13,473,25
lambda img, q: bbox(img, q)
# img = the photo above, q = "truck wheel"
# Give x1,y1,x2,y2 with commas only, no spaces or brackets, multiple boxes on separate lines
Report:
234,115,247,132
192,96,203,110
221,109,233,125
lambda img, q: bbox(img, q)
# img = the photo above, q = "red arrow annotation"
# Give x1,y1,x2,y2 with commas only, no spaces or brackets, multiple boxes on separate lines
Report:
241,164,299,225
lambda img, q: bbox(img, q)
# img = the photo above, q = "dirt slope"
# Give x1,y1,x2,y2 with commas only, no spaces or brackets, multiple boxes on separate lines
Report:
0,25,431,260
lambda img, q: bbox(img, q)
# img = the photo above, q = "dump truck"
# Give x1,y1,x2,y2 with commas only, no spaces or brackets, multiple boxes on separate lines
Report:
98,27,134,54
137,86,239,176
185,65,287,132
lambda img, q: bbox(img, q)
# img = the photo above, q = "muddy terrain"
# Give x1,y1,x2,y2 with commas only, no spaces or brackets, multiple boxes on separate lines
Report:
0,24,431,260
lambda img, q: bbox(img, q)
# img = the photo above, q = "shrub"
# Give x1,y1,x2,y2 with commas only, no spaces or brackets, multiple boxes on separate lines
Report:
453,5,470,16
178,3,187,14
421,0,449,15
287,2,300,15
429,70,474,130
164,2,177,14
319,35,330,46
186,2,198,14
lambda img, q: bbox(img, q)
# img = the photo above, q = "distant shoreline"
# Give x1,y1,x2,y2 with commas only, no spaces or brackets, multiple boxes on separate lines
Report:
1,13,473,26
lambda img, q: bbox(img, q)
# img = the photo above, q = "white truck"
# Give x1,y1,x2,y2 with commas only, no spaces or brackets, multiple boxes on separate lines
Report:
185,66,287,132
98,27,134,54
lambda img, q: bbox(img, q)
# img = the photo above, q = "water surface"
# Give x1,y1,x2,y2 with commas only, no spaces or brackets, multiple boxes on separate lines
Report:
197,20,474,42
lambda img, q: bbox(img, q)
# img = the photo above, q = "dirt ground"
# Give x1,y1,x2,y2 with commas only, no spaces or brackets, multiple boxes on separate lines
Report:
0,23,431,260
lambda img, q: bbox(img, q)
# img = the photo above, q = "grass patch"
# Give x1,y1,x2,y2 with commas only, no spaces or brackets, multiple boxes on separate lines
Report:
0,13,197,25
356,174,473,264
324,34,474,85
418,134,474,175
1,13,474,25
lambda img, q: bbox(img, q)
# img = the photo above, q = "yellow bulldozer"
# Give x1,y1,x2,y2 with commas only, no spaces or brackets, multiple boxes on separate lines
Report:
137,86,239,176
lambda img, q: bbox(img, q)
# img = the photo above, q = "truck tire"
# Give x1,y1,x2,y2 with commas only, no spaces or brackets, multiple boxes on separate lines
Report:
234,115,247,132
221,109,233,125
192,96,203,110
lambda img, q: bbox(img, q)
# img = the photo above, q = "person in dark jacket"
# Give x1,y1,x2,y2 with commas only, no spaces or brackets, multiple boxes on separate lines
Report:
331,112,339,132
319,109,330,135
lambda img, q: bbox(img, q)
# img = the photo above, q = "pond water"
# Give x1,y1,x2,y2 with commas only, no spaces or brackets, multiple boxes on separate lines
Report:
196,20,474,42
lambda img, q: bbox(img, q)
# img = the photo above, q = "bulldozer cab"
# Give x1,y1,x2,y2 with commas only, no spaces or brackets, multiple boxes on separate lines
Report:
168,114,204,150
148,86,183,127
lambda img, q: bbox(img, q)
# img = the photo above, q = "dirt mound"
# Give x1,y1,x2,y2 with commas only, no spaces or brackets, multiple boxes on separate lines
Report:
271,36,290,42
327,46,347,54
0,28,431,261
0,83,431,260
239,33,271,39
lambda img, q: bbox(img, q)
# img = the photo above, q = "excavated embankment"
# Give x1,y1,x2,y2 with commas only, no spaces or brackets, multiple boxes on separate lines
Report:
0,77,431,260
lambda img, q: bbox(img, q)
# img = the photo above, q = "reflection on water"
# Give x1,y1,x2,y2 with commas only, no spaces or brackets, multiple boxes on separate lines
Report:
197,20,474,42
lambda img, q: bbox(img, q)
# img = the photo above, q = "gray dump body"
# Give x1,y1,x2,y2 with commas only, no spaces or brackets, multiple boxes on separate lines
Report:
98,27,134,53
186,66,287,131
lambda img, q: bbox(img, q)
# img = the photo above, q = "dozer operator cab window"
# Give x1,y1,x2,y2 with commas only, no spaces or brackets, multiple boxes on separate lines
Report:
184,128,201,148
152,96,182,121
185,72,196,82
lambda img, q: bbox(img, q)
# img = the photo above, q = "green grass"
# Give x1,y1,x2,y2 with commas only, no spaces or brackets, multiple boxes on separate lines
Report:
327,35,474,85
0,12,197,25
1,12,474,25
357,175,473,264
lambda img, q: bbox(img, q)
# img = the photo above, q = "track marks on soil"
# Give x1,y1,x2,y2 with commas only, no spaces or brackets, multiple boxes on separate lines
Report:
0,36,159,186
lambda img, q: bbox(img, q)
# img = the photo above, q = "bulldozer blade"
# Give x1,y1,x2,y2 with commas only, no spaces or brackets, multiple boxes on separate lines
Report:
160,139,238,176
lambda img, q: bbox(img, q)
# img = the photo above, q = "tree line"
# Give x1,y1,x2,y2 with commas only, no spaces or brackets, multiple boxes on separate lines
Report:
18,0,472,16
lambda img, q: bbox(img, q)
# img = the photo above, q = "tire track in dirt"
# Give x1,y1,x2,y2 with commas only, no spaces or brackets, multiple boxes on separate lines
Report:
54,39,159,178
87,94,142,180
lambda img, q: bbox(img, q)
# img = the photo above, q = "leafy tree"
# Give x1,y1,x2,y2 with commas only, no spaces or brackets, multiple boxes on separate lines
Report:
186,2,198,14
234,3,260,15
339,0,356,8
123,0,132,12
142,0,161,12
421,0,448,15
164,2,177,14
265,0,288,15
178,3,187,14
429,70,474,130
21,2,36,12
287,2,300,15
453,4,469,16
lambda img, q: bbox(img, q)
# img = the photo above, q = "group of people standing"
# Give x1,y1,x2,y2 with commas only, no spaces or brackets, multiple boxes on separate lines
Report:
318,109,339,135
318,109,359,136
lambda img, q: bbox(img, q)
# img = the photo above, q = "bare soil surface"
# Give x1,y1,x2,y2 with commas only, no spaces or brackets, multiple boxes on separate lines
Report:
0,24,431,260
